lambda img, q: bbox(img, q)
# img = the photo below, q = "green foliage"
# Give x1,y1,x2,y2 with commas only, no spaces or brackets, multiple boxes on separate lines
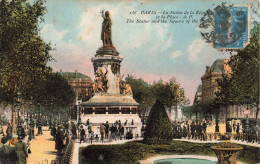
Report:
219,24,260,123
125,75,156,117
144,101,173,144
152,78,187,109
79,141,259,164
80,142,151,164
0,0,52,106
42,72,75,109
181,105,194,119
125,75,188,117
229,25,259,106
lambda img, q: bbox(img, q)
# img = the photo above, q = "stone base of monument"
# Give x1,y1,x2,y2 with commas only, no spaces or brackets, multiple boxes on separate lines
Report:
80,93,142,137
80,114,142,137
211,141,243,164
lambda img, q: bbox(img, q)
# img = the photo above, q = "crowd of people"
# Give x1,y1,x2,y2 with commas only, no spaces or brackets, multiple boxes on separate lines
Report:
172,120,260,143
0,135,29,164
70,119,137,144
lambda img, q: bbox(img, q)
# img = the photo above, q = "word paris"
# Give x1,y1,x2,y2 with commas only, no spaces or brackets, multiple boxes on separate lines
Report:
130,10,204,15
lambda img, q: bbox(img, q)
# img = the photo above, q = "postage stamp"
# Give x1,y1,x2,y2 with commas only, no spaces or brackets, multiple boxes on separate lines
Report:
214,5,249,49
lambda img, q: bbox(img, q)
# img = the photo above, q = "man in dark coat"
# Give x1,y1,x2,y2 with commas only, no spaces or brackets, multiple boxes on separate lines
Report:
71,122,77,139
236,123,240,134
0,137,18,164
55,127,65,152
119,125,124,140
104,121,109,140
14,137,28,164
202,121,207,134
190,122,195,139
80,127,86,144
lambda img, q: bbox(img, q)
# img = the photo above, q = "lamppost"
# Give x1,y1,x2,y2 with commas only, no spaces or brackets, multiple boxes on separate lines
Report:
215,103,220,133
16,109,22,138
49,116,52,130
245,103,250,133
194,100,198,122
77,98,82,127
37,105,43,135
77,105,82,127
29,113,35,140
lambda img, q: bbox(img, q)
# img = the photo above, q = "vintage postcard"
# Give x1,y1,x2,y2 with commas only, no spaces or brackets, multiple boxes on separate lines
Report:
0,0,259,164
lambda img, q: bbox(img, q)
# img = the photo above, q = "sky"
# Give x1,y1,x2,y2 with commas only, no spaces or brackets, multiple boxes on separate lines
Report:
39,0,258,104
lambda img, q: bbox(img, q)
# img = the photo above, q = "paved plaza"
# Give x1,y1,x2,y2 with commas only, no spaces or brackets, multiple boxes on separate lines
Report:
0,126,58,164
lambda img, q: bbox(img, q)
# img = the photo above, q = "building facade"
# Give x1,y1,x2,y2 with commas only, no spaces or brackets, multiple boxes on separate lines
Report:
197,59,258,120
59,70,93,103
201,59,231,101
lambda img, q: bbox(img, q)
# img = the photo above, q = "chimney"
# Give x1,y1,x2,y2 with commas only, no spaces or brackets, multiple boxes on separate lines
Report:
75,70,78,78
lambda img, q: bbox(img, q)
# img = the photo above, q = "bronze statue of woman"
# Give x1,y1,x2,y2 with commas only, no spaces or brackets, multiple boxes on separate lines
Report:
101,10,113,47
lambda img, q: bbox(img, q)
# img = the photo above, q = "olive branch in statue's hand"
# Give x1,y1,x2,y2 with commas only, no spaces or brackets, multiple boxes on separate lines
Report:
100,9,105,16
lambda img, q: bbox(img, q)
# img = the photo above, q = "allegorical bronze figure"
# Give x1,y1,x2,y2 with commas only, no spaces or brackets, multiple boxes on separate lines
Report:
101,10,112,47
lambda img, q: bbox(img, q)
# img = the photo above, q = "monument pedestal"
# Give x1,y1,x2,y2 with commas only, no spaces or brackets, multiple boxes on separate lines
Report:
80,46,141,137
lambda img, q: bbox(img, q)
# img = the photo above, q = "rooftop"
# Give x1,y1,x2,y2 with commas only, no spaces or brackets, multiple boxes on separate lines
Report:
59,71,92,81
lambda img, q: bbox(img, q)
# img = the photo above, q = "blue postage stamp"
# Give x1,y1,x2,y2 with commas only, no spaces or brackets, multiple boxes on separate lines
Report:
214,6,249,49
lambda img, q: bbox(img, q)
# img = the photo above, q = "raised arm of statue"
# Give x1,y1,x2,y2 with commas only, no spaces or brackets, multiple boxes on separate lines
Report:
101,10,105,19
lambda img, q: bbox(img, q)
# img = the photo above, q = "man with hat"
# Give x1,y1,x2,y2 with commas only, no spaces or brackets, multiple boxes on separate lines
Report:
14,136,28,164
0,136,18,164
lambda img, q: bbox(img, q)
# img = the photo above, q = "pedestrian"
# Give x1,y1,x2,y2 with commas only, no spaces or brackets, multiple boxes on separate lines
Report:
80,126,86,144
190,122,195,139
87,119,90,125
55,126,65,152
6,123,12,140
202,121,207,134
51,125,57,140
236,123,240,134
71,122,77,139
105,121,110,140
198,122,203,140
88,123,93,137
14,136,28,164
0,136,18,164
119,125,124,140
100,124,105,143
233,122,237,133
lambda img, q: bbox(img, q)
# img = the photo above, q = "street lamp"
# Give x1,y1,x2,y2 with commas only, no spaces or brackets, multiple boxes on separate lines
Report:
28,113,35,140
215,103,220,133
77,105,82,127
16,109,22,138
37,105,43,135
245,103,250,133
195,101,198,122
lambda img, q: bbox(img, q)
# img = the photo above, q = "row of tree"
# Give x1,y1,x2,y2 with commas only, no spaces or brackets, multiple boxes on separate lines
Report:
125,75,189,119
0,0,75,134
182,24,259,125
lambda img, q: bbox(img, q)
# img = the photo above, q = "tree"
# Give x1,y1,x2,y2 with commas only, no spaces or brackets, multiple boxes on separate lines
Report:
215,73,233,132
144,100,173,144
152,78,187,121
228,25,259,125
43,72,75,109
125,75,155,117
182,106,194,120
0,0,52,135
